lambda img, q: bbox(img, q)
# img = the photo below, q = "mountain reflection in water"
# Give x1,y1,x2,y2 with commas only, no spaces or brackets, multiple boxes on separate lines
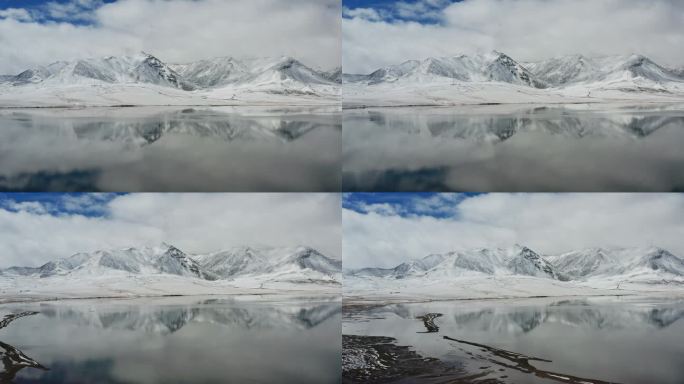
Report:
0,107,341,192
343,297,684,384
1,296,342,383
343,104,684,192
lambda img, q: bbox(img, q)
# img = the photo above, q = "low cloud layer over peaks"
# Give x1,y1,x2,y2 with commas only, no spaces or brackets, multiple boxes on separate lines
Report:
343,0,684,74
343,193,684,269
0,193,341,268
0,0,341,74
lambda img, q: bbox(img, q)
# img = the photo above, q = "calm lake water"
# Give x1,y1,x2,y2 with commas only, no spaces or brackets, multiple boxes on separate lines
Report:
0,296,341,383
0,107,341,192
343,296,684,384
343,104,684,192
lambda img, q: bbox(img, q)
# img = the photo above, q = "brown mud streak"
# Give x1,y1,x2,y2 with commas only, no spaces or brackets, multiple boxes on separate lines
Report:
443,336,621,384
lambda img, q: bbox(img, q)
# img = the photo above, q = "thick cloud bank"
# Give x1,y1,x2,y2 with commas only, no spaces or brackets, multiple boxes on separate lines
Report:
343,0,684,74
0,193,341,268
343,193,684,269
0,0,341,74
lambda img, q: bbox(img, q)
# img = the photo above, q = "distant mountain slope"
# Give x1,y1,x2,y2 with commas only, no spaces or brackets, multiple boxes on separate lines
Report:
350,51,544,88
350,245,558,280
2,243,214,280
194,246,342,283
548,247,684,280
170,56,335,91
1,243,341,285
525,54,684,87
5,53,193,90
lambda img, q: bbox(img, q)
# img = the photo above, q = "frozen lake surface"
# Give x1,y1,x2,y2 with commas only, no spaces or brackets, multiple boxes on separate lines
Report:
343,296,684,383
0,106,341,192
343,104,684,192
1,295,341,383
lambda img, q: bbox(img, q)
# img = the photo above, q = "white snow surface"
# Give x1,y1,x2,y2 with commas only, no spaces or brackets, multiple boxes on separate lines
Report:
0,243,341,302
345,245,684,301
343,52,684,107
0,53,340,107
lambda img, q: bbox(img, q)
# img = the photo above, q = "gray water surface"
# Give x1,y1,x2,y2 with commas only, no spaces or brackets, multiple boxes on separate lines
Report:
0,107,341,192
0,296,341,383
343,296,684,383
342,104,684,192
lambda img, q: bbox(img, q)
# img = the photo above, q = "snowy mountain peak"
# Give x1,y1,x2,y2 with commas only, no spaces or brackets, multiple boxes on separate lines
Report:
484,51,545,88
351,51,545,88
134,52,193,90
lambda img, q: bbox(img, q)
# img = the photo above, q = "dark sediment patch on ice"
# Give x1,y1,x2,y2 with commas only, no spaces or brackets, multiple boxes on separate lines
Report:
342,334,498,383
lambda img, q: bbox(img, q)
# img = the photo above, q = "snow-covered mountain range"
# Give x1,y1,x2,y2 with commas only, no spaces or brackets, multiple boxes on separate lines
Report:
344,51,684,106
2,243,342,287
348,244,684,282
353,51,544,88
351,245,558,280
0,53,340,106
346,245,684,297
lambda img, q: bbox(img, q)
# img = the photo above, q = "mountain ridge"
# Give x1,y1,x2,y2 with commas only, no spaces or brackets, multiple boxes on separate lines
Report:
345,51,684,88
0,53,340,105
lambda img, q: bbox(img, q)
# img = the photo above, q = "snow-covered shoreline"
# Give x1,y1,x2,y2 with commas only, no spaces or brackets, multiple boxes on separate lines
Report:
1,274,341,305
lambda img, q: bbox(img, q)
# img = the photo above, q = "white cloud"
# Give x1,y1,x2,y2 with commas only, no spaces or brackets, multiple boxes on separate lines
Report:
2,201,50,215
343,0,684,74
43,0,103,21
0,7,32,21
0,0,340,74
394,0,450,21
342,7,382,21
0,193,341,268
343,193,684,269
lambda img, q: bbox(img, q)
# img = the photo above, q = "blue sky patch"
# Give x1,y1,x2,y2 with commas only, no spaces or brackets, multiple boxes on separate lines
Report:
343,192,480,218
343,0,460,24
0,0,116,25
0,193,122,217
